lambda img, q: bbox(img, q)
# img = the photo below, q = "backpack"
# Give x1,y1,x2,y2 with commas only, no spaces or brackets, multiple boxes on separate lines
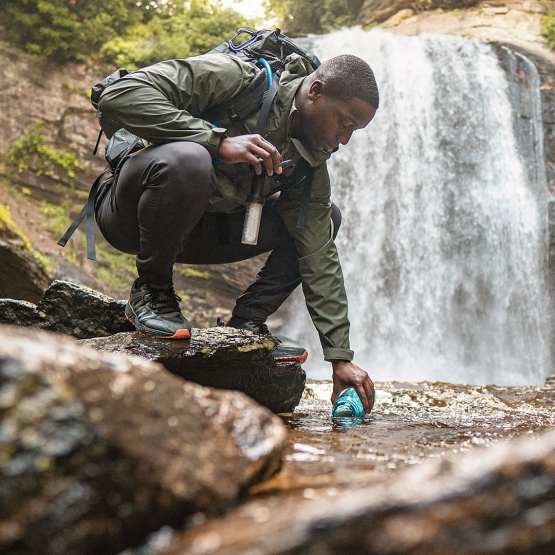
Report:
58,28,320,260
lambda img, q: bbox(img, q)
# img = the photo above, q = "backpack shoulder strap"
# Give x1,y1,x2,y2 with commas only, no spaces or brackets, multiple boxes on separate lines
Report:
57,166,110,261
254,75,279,135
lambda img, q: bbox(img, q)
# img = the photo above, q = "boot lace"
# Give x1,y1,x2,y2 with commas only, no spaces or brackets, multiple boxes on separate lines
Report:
144,288,182,315
251,318,270,335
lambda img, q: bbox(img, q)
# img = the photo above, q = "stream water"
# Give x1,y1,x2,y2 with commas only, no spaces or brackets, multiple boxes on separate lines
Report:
160,378,555,555
270,28,553,387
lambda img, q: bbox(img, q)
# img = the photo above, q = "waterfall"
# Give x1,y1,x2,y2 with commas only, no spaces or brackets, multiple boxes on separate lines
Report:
269,28,553,386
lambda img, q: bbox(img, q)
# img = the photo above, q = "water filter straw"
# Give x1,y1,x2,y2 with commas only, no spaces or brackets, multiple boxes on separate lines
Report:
242,171,266,245
242,201,264,245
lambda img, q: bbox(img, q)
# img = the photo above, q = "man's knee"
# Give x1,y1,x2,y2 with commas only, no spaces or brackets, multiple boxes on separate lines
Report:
331,203,342,240
144,141,216,200
158,142,214,185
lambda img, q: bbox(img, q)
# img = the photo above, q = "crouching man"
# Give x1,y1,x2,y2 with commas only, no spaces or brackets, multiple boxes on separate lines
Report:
96,50,379,413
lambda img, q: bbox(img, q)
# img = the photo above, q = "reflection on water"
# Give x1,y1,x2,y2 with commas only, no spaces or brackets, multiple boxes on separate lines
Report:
332,417,370,429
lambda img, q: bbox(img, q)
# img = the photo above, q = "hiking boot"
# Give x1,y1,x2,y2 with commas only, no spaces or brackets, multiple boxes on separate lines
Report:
272,345,308,364
125,278,191,339
225,316,308,363
226,315,270,335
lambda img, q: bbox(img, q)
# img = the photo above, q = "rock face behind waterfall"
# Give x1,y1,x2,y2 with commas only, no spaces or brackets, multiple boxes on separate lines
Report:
358,0,479,26
0,280,307,413
0,325,287,555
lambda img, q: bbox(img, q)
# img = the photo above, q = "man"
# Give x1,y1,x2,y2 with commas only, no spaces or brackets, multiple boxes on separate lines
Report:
96,49,378,413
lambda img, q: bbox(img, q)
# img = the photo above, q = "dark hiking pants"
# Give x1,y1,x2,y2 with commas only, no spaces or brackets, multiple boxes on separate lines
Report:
95,141,341,322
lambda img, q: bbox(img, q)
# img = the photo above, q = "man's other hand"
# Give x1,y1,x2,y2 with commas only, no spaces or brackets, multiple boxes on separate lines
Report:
331,360,375,414
217,135,282,176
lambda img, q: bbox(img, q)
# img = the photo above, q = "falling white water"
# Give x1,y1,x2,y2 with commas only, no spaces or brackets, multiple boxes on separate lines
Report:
269,28,553,386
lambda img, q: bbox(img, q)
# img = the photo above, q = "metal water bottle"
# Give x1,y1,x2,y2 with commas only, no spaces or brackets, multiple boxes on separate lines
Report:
332,388,365,418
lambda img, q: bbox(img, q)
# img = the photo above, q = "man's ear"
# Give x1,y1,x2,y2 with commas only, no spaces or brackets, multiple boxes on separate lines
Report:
308,79,324,102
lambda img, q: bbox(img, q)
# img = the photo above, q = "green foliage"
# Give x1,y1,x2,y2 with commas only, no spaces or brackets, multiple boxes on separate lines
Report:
40,199,136,291
40,199,75,239
100,0,257,69
542,5,555,49
320,0,361,32
264,0,362,34
6,121,83,184
177,265,210,280
63,82,91,100
1,0,148,63
1,0,256,66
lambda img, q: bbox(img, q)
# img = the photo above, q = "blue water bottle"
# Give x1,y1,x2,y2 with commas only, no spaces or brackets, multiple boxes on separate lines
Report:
332,388,365,418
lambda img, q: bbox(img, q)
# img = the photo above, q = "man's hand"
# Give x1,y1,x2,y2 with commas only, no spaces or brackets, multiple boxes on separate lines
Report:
331,360,375,414
218,135,282,176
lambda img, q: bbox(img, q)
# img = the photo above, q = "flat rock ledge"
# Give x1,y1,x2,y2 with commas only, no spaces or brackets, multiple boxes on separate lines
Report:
81,328,306,414
0,324,287,555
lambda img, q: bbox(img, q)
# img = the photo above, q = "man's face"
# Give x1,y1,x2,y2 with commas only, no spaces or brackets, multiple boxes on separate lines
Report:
296,80,377,153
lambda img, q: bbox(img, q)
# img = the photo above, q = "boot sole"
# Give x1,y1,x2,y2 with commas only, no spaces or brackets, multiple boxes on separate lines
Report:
273,347,308,364
125,311,191,340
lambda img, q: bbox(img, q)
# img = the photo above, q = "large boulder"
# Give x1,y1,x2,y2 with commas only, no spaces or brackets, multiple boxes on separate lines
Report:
0,325,287,555
82,328,307,414
36,280,134,338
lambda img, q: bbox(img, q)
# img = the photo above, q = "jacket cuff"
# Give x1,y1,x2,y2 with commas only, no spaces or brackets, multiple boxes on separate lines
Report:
204,127,227,158
323,347,354,362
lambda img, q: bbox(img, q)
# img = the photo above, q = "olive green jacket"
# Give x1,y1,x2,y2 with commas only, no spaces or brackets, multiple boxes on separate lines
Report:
99,53,354,361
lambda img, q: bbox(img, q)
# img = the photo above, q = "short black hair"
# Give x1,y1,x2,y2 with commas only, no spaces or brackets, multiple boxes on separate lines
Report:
312,54,379,109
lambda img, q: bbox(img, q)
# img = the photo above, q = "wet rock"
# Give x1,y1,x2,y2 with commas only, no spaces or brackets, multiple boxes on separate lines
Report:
0,324,287,555
0,281,306,412
36,280,134,338
0,209,51,304
164,424,555,555
0,298,44,327
0,280,134,338
82,328,306,414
